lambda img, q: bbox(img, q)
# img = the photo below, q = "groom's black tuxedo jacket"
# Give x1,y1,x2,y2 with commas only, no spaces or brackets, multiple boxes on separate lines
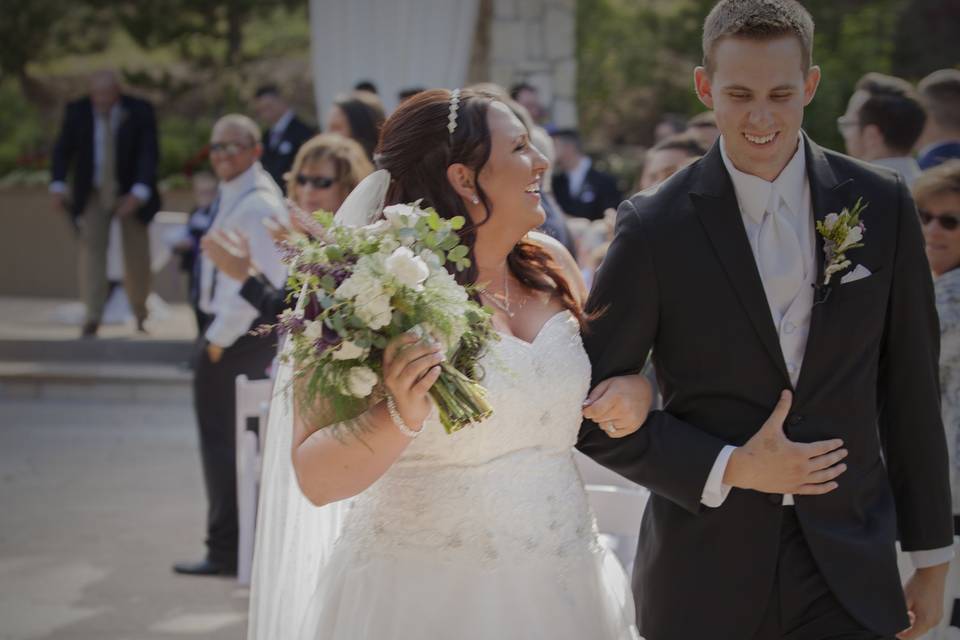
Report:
578,134,953,640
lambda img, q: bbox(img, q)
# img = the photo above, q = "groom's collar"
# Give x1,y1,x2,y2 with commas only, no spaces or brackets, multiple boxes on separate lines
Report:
693,131,841,202
719,134,807,225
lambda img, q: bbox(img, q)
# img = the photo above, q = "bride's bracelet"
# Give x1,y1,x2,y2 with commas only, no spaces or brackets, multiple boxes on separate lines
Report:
385,394,423,438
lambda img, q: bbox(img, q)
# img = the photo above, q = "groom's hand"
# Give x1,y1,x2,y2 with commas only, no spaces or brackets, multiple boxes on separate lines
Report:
723,390,848,495
897,563,949,639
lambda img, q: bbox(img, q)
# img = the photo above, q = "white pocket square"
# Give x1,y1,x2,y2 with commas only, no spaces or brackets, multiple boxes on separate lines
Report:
840,264,872,284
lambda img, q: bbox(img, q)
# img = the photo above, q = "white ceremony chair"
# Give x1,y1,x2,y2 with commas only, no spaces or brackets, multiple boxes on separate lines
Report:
235,375,274,586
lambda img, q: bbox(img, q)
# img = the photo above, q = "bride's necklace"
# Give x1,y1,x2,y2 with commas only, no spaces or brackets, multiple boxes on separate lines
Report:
479,267,521,318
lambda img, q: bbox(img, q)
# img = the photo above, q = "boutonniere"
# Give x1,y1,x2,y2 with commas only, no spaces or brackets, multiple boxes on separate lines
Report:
816,197,869,287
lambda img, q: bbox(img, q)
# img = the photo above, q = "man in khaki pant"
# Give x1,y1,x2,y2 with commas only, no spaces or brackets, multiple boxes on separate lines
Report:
50,70,160,337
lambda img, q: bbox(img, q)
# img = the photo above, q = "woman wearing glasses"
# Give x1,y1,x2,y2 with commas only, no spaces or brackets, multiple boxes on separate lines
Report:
914,160,960,637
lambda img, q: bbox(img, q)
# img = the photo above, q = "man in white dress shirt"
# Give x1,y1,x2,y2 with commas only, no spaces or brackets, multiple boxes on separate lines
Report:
173,114,286,576
579,1,954,638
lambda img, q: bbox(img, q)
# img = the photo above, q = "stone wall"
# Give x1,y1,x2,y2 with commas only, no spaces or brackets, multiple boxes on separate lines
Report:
478,0,577,127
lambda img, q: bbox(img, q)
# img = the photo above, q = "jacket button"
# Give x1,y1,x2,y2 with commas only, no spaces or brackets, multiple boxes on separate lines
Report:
767,493,782,505
787,414,804,426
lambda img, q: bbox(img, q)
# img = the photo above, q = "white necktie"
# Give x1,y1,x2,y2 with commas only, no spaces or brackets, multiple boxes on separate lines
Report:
757,193,804,325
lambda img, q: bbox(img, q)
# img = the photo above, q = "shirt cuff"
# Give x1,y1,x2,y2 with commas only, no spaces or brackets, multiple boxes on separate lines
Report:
130,183,151,202
910,544,956,569
49,181,66,194
701,445,736,508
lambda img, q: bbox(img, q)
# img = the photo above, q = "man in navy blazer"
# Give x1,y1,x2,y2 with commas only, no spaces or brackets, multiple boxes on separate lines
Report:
917,69,960,170
50,70,160,337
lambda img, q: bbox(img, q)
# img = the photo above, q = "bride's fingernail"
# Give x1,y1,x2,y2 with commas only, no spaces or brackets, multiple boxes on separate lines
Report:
582,398,593,406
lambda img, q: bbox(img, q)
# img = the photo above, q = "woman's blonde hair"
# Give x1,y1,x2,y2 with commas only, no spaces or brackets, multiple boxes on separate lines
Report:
284,133,375,197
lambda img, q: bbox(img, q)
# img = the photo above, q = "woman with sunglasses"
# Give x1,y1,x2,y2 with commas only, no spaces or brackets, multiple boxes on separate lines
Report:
914,159,960,634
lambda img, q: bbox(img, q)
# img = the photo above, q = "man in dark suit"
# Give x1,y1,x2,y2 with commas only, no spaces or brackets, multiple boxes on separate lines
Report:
253,84,316,193
50,69,160,337
578,2,953,639
917,69,960,170
550,128,621,220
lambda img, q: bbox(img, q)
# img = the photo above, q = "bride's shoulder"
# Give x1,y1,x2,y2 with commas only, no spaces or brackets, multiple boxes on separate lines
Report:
526,231,586,303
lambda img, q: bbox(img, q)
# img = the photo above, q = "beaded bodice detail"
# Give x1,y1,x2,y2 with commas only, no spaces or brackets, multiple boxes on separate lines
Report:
337,311,599,568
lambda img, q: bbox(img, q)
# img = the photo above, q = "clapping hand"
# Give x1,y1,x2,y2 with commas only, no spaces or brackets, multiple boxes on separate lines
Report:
201,230,255,282
582,374,653,438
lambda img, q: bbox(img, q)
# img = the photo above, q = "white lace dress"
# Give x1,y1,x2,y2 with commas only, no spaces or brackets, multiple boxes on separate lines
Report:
297,311,639,639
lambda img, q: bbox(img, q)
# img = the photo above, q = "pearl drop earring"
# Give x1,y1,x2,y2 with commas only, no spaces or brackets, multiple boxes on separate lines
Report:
471,195,479,205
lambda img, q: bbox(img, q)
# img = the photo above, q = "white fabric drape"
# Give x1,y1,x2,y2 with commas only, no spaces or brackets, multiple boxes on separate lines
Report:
309,0,480,119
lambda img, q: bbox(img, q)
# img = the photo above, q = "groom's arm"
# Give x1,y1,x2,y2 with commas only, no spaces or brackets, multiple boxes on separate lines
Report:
577,198,728,514
879,177,954,555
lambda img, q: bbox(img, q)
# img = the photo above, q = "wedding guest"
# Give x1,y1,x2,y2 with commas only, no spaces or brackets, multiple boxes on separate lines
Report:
510,81,546,124
918,69,960,170
203,134,374,320
551,128,622,221
839,72,927,186
686,110,720,149
636,133,706,192
173,114,286,577
326,91,386,162
171,171,218,334
653,113,688,144
915,159,960,638
253,84,317,194
353,80,378,95
50,69,160,337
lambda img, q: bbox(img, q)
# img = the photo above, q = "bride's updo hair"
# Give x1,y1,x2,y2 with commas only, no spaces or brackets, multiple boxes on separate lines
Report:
376,88,587,326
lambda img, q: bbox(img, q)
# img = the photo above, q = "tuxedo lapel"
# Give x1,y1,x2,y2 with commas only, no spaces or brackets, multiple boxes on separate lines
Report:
691,144,791,384
794,134,854,400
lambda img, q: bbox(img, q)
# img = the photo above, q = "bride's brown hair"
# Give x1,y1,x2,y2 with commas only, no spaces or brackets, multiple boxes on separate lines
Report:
375,88,587,327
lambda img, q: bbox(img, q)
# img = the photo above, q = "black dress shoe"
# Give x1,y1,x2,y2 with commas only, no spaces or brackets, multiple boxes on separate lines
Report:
172,559,237,576
80,321,99,338
135,318,148,334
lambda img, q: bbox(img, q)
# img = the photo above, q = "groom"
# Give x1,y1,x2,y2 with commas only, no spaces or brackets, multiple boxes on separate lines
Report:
579,1,954,639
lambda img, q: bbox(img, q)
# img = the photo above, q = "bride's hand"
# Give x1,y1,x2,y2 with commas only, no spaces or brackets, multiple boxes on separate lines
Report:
582,374,653,438
382,333,445,429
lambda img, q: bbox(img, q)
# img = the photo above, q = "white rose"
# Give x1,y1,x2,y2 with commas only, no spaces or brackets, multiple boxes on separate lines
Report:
846,226,863,244
345,366,378,398
331,340,369,361
824,213,840,228
385,246,429,289
303,320,325,341
383,203,428,229
356,292,393,329
362,219,391,235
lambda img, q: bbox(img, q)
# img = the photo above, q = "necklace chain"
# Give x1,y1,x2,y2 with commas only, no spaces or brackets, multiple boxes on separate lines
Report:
479,266,517,318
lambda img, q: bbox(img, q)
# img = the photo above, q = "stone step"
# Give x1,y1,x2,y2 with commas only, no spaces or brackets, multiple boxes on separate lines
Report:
0,338,194,365
0,361,192,403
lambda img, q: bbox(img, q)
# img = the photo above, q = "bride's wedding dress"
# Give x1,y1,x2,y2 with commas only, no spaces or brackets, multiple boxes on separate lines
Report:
297,310,638,639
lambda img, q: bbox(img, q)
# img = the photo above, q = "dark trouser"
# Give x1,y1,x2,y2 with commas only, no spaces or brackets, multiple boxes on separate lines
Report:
192,331,274,567
752,508,894,640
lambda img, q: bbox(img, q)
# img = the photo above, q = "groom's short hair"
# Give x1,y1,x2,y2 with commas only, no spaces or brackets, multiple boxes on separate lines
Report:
702,0,815,75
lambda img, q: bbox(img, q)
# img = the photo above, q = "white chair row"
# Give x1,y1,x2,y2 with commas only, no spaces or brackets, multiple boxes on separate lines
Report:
235,375,274,586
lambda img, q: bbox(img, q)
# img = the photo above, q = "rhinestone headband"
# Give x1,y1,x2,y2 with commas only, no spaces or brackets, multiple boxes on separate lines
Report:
447,88,461,136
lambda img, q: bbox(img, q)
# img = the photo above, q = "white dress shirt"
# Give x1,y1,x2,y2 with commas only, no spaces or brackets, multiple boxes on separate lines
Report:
268,109,295,149
872,156,921,188
699,135,953,568
566,156,592,197
49,102,151,202
199,162,287,348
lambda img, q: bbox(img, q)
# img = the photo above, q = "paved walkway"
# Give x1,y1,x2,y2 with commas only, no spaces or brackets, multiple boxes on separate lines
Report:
0,395,248,639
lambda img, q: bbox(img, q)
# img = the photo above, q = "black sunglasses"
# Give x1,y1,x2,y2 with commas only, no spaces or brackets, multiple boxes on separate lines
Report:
919,209,960,231
296,174,337,189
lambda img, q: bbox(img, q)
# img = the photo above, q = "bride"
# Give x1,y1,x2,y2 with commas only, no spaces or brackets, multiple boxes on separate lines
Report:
287,88,651,639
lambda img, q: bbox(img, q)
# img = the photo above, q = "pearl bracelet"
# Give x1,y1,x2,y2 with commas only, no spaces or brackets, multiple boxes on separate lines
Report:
386,394,422,438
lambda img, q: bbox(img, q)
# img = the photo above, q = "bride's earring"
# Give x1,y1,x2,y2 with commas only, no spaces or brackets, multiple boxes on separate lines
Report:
471,195,479,205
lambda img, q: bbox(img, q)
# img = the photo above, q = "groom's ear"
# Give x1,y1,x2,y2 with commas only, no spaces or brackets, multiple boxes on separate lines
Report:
446,163,477,202
694,67,714,109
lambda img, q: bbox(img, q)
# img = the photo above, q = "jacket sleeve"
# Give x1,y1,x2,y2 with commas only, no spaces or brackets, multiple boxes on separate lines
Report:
133,100,159,188
878,176,955,551
51,102,77,184
577,198,729,514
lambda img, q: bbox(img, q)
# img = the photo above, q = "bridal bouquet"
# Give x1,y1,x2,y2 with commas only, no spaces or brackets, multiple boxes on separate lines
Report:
274,203,496,434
